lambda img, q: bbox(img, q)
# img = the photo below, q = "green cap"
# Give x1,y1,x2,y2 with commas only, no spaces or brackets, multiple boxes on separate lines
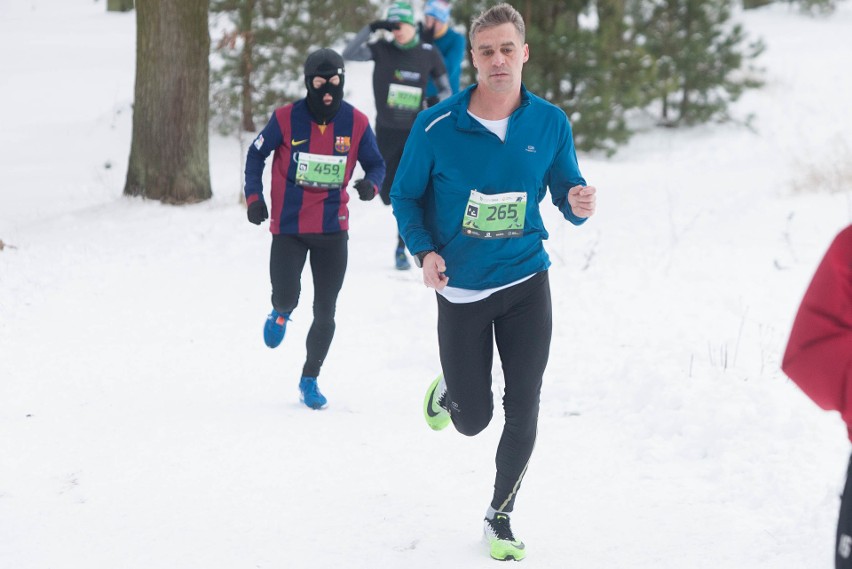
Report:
386,2,415,27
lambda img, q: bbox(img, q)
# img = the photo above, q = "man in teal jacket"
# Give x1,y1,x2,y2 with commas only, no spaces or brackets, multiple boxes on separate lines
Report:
390,3,596,562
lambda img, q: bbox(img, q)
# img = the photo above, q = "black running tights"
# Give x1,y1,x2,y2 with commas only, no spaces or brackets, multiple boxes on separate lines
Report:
376,125,409,249
270,232,347,378
436,271,552,513
838,454,852,568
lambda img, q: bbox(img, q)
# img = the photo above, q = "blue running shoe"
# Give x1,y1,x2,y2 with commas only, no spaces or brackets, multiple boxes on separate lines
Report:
299,376,328,410
395,247,411,270
263,309,289,348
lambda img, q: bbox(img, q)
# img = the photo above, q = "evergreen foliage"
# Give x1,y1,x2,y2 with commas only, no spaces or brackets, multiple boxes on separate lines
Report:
210,0,376,135
630,0,765,126
792,0,840,14
207,0,836,154
743,0,840,15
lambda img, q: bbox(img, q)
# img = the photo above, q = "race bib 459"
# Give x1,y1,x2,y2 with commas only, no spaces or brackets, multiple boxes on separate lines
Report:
295,152,346,189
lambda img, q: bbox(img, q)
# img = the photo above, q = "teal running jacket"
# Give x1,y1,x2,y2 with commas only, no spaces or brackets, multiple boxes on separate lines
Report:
391,84,588,290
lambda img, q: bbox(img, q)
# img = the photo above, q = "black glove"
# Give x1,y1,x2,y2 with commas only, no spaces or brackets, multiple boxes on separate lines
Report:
370,20,400,32
247,200,269,225
353,179,376,201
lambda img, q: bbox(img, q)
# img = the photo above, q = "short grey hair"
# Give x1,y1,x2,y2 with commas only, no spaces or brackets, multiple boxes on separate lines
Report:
468,3,525,46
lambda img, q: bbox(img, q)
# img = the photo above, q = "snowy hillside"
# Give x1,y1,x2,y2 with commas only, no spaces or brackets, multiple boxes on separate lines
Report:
1,1,851,568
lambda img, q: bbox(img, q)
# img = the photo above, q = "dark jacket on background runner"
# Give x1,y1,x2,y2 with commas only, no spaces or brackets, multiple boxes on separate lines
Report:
343,25,451,131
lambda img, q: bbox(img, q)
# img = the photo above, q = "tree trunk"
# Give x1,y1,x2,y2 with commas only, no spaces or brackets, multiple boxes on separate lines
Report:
678,0,694,124
596,0,625,55
124,0,212,203
523,0,532,25
239,0,256,132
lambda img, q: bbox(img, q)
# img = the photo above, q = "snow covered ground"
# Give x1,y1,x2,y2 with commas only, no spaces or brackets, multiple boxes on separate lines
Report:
1,1,851,567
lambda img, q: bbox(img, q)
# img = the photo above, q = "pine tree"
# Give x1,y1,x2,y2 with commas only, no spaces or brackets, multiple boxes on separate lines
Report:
125,0,211,203
791,0,839,14
743,0,839,15
545,0,652,154
210,0,377,135
631,0,764,126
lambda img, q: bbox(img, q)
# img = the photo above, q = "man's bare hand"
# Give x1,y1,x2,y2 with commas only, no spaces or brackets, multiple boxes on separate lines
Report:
568,185,596,218
422,252,449,290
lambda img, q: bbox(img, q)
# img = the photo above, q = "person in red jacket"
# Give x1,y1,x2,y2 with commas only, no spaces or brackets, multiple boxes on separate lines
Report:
782,224,852,568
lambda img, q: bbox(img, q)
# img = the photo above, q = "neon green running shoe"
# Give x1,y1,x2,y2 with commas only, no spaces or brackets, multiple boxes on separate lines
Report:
423,373,451,431
484,513,527,561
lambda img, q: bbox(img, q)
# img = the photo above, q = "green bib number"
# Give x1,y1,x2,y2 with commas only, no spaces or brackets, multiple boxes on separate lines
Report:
387,83,422,111
295,153,346,189
461,190,527,239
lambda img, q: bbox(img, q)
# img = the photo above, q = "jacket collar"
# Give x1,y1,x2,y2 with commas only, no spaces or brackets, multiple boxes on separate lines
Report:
455,83,531,132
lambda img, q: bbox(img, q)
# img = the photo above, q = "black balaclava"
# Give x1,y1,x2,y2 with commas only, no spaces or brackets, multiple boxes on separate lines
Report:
304,48,345,125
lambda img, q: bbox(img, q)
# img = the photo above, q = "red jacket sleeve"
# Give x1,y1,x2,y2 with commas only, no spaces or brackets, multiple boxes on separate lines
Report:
782,225,852,425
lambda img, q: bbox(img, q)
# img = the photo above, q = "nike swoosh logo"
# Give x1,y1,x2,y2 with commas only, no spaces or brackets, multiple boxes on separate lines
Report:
426,388,441,418
291,139,308,146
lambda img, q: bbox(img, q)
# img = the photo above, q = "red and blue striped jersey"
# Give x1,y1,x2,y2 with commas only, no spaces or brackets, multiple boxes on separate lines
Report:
244,99,385,234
